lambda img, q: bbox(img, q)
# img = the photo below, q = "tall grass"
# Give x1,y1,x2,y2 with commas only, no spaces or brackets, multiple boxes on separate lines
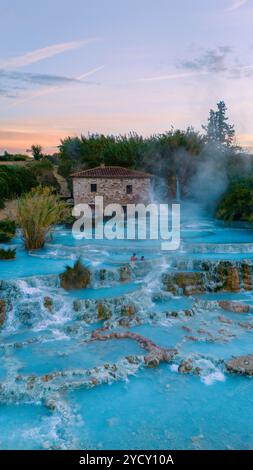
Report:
17,186,68,250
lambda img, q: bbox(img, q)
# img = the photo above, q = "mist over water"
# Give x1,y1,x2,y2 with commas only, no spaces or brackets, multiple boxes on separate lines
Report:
148,142,232,214
188,146,229,211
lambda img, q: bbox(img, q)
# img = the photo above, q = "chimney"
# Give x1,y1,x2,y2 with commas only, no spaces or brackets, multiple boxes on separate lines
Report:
100,163,105,167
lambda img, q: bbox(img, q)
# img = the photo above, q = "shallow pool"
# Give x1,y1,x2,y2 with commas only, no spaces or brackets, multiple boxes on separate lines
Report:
0,215,253,449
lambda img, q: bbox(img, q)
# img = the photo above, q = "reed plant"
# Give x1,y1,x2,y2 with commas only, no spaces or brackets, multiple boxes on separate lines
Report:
17,186,68,250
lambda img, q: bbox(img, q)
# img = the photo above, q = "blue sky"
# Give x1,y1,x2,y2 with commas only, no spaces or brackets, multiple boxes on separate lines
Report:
0,0,253,152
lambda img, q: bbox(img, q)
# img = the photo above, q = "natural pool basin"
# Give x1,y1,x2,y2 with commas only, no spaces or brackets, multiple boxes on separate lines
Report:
1,216,253,449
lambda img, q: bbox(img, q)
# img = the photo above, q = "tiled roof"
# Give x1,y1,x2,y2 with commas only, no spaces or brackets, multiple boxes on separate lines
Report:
71,166,152,179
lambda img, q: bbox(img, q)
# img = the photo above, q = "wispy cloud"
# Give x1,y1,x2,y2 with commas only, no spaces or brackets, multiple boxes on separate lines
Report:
138,46,253,84
0,69,84,99
0,38,104,101
0,38,99,69
226,0,249,11
179,46,253,80
136,70,208,82
76,66,105,81
137,47,233,83
181,47,233,73
4,66,105,108
0,69,79,87
0,87,11,97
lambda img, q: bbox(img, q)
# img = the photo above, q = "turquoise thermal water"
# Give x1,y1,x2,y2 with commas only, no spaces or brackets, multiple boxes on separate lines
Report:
0,213,253,449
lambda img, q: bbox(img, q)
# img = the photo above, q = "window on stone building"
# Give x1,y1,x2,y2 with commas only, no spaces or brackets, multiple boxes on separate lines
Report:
126,184,133,194
91,183,97,193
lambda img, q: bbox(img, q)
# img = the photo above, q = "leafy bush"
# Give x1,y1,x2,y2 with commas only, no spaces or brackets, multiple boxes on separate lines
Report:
28,158,60,191
0,233,11,243
0,220,16,235
46,154,60,165
0,166,36,200
0,248,16,260
0,199,5,209
58,130,204,176
59,258,91,290
0,220,16,243
216,178,253,222
17,186,68,250
0,152,28,162
58,159,73,179
30,158,53,173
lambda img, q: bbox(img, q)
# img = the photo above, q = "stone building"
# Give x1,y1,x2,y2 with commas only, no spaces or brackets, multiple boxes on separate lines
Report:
71,165,152,207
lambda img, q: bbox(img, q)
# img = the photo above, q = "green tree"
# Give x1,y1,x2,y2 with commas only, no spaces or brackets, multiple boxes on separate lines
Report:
203,101,235,148
29,144,43,161
58,129,204,199
216,178,253,222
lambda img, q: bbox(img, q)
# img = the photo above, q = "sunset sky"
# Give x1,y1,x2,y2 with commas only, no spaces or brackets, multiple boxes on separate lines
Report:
1,0,253,153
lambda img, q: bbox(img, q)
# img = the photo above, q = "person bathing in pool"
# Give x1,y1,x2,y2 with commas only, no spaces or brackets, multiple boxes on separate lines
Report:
130,253,138,262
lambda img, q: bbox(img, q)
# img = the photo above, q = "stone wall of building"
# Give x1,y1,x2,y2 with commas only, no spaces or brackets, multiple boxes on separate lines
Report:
73,177,151,206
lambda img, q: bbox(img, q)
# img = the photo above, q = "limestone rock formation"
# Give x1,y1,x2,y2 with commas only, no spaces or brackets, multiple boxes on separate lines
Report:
119,265,132,282
97,303,112,321
91,329,177,368
121,304,136,316
0,299,6,327
178,359,194,374
218,301,251,314
44,296,53,312
226,354,253,376
242,263,253,291
162,261,253,295
162,272,205,296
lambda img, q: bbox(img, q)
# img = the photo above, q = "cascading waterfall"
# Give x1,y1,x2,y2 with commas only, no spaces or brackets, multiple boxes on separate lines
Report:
1,215,253,449
176,175,181,202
